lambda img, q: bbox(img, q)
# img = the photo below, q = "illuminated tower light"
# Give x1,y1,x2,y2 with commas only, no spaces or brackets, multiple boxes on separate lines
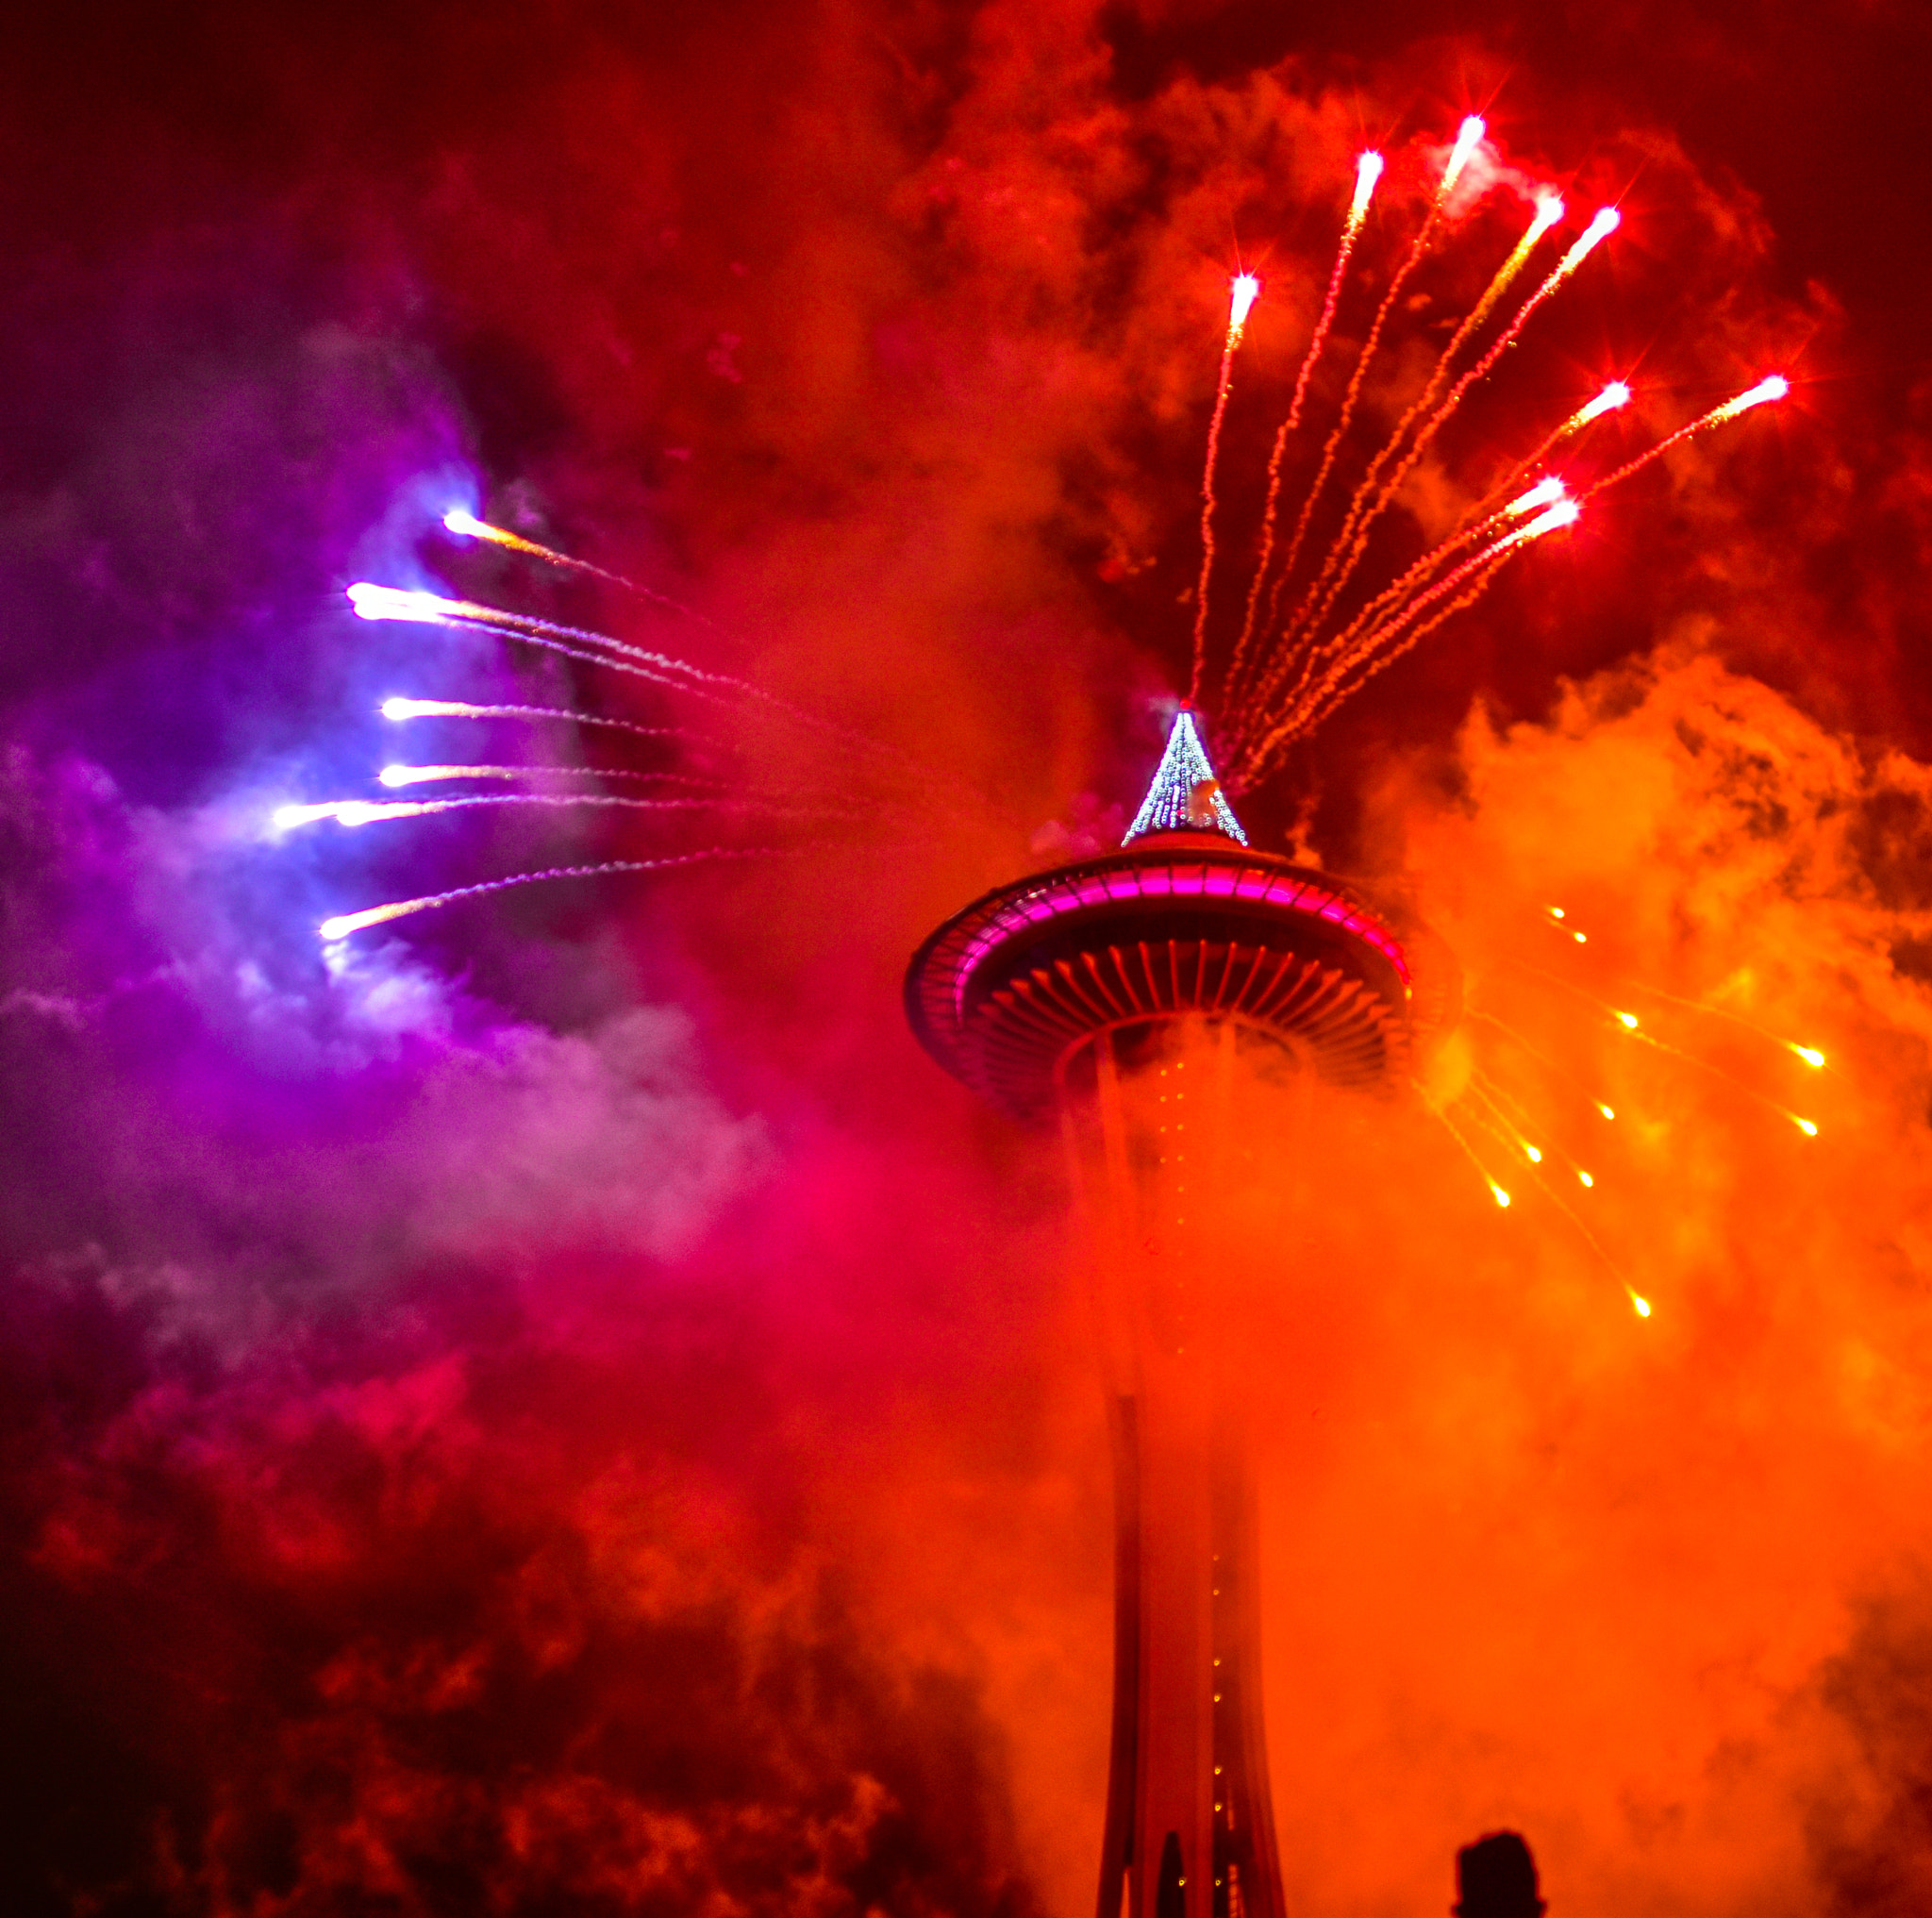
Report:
1124,709,1250,845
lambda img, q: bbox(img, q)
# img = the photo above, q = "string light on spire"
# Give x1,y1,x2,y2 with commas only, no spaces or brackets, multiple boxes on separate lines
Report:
1124,709,1249,845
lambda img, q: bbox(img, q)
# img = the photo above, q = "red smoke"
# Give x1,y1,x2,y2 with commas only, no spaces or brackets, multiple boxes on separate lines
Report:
4,1,1932,1913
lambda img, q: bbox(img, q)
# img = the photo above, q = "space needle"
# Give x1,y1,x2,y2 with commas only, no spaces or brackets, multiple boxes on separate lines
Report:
907,710,1421,1918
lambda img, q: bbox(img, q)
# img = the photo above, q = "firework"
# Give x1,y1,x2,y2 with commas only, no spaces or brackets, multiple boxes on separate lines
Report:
380,695,683,741
1457,380,1632,534
1230,151,1386,694
1188,275,1264,703
318,846,799,942
1584,375,1790,500
1276,206,1618,665
1440,115,1487,200
1194,113,1790,784
1248,128,1488,657
443,505,715,624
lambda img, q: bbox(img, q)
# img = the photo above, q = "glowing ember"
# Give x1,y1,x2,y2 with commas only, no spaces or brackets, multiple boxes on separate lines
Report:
1507,477,1569,516
1349,150,1385,225
1574,380,1633,425
1441,115,1487,196
1227,272,1261,338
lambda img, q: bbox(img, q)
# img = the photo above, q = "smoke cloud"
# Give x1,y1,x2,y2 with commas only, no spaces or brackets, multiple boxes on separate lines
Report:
5,1,1932,1912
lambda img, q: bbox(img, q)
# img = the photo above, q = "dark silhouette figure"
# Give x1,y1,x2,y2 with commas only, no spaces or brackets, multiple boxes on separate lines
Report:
1453,1831,1546,1918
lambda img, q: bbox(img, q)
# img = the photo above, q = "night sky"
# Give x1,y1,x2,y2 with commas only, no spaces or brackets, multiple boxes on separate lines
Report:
6,3,1932,1913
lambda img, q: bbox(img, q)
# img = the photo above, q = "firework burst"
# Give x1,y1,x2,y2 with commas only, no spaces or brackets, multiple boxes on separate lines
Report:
1184,125,1787,797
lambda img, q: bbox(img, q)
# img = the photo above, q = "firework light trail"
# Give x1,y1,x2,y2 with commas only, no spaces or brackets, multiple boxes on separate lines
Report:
1583,375,1789,499
1251,121,1488,653
380,695,685,741
442,506,719,626
1274,205,1620,673
1187,273,1263,704
297,491,953,937
1241,498,1580,777
1188,122,1787,784
1272,192,1569,668
280,792,864,830
349,580,928,781
1457,380,1632,533
1264,476,1569,730
1229,151,1384,691
316,846,807,942
374,762,748,796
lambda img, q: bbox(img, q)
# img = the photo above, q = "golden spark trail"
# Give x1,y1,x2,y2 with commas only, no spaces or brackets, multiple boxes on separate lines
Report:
1466,1075,1546,1165
1581,375,1788,501
1463,1076,1641,1309
318,846,802,942
443,509,717,628
1281,194,1566,656
1189,275,1262,706
1425,1092,1515,1209
1288,205,1616,654
1456,381,1630,533
1622,979,1826,1069
1473,1067,1598,1190
1291,477,1564,700
1226,153,1383,702
380,696,683,742
1507,957,1821,1136
1257,123,1486,647
1616,1021,1820,1137
1463,1009,1622,1132
1240,500,1575,774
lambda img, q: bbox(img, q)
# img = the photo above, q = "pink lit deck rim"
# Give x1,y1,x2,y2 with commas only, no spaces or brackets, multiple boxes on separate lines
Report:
947,861,1410,1017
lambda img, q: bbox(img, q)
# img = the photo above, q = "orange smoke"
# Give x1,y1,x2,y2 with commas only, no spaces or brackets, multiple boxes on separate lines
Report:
1185,648,1932,1914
